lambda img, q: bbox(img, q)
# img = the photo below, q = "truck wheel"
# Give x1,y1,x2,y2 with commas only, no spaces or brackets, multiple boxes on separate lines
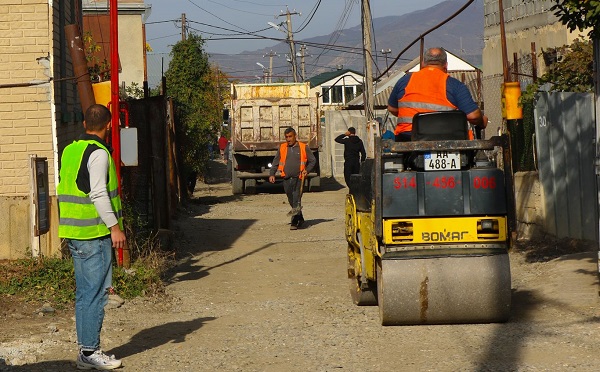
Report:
232,169,243,195
245,179,257,194
308,176,320,192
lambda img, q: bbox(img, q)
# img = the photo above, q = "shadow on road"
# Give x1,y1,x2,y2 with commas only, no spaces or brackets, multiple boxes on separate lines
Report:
475,247,600,372
166,243,276,285
107,317,216,359
300,218,334,228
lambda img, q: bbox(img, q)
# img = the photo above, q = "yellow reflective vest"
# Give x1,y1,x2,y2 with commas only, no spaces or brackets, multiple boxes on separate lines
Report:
57,139,123,239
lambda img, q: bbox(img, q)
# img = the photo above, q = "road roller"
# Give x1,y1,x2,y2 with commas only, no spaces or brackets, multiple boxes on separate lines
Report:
345,111,515,325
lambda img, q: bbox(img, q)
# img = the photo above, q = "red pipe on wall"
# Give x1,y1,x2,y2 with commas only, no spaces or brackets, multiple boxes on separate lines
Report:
109,0,123,266
109,0,121,189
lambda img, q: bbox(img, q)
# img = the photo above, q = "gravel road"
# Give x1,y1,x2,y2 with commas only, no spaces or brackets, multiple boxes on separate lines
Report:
1,161,599,371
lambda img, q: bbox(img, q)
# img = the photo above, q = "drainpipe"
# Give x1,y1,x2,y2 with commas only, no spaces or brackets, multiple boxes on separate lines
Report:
65,24,95,113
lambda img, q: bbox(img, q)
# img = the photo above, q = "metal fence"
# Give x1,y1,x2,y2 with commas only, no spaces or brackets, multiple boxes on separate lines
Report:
534,92,597,240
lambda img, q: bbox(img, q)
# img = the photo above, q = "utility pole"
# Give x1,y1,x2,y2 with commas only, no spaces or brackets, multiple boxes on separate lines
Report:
298,44,309,81
263,50,278,83
277,8,300,82
361,0,374,121
381,48,392,77
181,13,186,41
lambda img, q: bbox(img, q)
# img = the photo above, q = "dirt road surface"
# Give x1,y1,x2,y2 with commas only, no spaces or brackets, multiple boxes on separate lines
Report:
1,161,600,371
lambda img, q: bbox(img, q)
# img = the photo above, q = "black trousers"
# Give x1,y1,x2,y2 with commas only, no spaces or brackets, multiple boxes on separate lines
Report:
283,177,304,221
343,159,361,187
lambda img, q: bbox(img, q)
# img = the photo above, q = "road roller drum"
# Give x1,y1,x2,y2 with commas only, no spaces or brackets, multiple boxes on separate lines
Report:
377,250,511,325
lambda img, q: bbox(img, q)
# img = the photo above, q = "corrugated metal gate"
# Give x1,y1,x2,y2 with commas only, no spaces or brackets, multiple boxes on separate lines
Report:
534,92,598,240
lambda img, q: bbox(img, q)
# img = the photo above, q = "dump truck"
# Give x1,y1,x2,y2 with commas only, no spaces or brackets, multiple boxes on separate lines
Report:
229,82,320,194
345,111,515,325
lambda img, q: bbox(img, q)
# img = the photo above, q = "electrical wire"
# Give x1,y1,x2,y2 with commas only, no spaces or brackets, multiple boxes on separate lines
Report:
204,0,273,17
376,0,477,80
295,0,321,33
186,0,253,34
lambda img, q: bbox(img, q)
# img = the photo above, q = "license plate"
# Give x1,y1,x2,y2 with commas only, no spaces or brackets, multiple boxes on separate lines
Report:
424,151,460,171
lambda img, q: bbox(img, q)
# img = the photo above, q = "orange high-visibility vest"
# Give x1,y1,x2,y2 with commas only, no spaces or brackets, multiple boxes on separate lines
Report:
278,142,307,178
395,67,458,135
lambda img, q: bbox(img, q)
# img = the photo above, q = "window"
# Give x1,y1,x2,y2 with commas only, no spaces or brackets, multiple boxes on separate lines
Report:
322,87,330,104
331,86,343,104
355,85,363,97
345,86,356,102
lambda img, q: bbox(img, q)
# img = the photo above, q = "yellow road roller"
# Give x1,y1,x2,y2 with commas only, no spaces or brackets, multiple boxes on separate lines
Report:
346,111,515,325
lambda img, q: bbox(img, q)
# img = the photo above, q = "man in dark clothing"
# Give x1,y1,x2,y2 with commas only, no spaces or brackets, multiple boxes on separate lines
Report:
335,127,366,187
269,127,317,230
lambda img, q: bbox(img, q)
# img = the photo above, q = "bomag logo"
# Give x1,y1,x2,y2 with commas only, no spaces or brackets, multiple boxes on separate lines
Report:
422,230,468,242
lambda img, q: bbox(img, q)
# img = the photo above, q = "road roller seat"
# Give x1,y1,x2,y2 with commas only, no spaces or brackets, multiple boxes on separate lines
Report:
411,110,469,141
408,110,473,170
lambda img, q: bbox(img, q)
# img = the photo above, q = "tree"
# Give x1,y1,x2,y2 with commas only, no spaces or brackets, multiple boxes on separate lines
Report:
165,33,226,181
552,1,600,39
539,38,593,93
521,38,593,103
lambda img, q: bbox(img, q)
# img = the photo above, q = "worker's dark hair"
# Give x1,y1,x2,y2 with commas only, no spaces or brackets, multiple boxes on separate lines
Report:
84,104,112,131
348,127,356,134
284,127,296,135
423,47,447,66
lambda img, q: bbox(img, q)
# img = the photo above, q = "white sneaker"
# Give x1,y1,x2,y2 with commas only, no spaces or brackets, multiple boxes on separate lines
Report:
77,349,122,370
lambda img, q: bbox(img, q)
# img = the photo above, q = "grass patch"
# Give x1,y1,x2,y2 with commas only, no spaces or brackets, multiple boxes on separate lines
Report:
0,233,173,307
0,257,75,306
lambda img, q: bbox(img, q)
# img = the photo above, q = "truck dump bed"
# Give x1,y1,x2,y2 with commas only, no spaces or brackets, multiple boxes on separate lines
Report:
230,83,319,152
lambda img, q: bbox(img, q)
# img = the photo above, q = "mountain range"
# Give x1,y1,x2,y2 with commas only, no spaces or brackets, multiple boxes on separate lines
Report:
208,0,483,83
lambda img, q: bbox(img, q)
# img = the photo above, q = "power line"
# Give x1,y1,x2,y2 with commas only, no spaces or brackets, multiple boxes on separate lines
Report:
204,0,273,16
296,0,322,33
186,0,253,34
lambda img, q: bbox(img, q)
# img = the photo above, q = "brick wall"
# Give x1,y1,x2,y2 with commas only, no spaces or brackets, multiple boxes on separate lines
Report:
0,0,55,196
0,0,80,259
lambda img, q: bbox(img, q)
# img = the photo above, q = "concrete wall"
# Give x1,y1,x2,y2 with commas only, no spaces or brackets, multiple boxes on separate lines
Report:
482,0,581,134
321,109,389,180
514,171,545,239
0,0,79,259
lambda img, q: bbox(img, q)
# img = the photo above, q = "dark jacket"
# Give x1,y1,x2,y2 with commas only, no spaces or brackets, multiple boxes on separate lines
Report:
335,134,366,162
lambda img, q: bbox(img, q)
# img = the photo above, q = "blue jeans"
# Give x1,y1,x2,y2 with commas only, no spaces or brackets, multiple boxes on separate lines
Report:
67,236,113,351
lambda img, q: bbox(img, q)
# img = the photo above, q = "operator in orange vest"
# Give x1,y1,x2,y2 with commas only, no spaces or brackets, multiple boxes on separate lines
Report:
387,47,488,141
269,127,316,230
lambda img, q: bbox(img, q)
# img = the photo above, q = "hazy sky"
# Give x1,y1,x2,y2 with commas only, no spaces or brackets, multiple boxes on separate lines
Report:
144,0,447,55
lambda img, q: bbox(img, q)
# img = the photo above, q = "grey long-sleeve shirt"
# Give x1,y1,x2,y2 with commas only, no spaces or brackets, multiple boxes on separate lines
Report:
269,142,316,178
88,149,119,228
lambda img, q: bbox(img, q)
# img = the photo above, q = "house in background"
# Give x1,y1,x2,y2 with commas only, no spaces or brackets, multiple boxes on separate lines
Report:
82,0,151,88
308,68,364,110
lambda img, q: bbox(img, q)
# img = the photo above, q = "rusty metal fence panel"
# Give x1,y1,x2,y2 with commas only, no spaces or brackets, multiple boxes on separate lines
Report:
534,92,597,240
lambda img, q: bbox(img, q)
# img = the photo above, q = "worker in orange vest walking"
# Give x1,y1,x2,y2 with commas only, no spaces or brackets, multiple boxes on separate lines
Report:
269,127,316,230
387,47,487,141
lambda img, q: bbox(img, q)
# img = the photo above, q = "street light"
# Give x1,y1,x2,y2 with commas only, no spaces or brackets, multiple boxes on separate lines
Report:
267,21,281,31
381,48,392,77
256,62,268,83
